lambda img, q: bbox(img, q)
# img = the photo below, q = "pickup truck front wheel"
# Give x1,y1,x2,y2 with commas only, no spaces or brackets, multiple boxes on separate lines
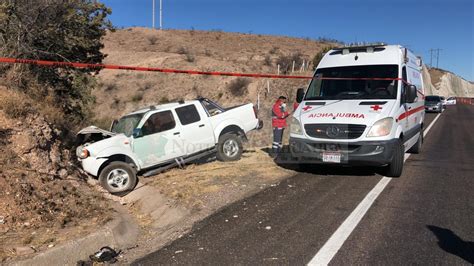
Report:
99,161,137,196
216,133,243,162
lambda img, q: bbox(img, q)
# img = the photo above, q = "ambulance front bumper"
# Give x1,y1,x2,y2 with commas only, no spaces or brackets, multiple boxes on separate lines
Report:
289,137,398,166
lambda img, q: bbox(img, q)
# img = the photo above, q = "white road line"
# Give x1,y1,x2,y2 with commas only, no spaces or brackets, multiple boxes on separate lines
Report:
308,113,442,266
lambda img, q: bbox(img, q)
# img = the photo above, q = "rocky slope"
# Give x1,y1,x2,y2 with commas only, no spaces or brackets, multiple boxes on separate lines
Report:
0,87,111,262
426,67,474,97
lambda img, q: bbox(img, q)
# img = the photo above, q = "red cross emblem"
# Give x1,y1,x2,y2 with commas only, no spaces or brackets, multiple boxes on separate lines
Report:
370,105,382,111
303,105,312,111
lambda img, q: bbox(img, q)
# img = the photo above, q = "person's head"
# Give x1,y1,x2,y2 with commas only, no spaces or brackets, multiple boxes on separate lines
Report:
278,96,287,103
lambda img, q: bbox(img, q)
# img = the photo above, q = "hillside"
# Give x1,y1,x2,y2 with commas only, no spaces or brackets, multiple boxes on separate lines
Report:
93,28,335,145
427,67,474,97
0,87,111,262
92,28,472,146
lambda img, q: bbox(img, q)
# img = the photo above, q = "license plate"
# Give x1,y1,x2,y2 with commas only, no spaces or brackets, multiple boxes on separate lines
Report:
322,152,341,163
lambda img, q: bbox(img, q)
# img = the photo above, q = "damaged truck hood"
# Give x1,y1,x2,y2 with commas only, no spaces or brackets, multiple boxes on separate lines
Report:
77,126,117,137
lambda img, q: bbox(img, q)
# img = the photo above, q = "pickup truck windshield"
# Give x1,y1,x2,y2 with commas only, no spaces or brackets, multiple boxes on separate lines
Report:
111,113,144,137
305,65,399,100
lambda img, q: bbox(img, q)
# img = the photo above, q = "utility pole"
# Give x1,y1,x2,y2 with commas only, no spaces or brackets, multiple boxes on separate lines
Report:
436,48,442,68
160,0,163,30
429,48,442,68
429,49,433,67
152,0,155,29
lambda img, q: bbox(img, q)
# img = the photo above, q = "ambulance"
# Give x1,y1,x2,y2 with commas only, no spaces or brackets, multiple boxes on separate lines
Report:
290,44,425,177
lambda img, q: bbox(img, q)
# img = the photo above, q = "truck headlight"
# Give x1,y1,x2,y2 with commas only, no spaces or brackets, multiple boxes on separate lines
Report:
78,148,90,159
367,117,393,137
290,117,303,135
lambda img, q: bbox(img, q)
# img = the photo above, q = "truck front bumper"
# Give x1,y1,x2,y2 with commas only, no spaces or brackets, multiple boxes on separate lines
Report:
80,157,107,177
289,137,398,166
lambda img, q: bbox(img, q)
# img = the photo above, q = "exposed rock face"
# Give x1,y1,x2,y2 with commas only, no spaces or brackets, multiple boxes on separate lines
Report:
435,72,474,97
425,66,474,97
9,114,69,176
422,65,438,96
0,94,112,262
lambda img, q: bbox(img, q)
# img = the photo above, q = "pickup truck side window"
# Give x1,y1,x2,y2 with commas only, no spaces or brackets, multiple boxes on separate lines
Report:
175,104,201,125
141,110,176,136
201,99,224,116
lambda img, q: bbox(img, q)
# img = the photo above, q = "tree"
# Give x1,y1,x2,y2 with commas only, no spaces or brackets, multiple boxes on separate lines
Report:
311,46,336,70
0,0,113,127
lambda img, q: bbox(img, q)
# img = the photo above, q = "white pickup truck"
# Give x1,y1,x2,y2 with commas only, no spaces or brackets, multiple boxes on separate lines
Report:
77,98,262,195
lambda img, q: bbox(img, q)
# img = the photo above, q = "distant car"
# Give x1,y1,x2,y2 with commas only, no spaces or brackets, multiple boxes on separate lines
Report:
440,96,447,109
425,95,444,113
446,96,457,105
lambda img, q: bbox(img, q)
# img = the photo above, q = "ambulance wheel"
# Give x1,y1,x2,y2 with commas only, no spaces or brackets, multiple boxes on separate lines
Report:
384,139,404,177
408,130,423,154
216,133,243,162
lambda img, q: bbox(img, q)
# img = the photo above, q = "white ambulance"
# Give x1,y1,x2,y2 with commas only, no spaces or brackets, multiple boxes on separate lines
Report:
290,44,425,177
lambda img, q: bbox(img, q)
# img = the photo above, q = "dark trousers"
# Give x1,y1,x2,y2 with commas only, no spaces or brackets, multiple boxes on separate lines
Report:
272,127,284,154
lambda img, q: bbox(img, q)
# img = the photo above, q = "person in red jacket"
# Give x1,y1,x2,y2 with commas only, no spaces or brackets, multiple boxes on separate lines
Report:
272,96,289,156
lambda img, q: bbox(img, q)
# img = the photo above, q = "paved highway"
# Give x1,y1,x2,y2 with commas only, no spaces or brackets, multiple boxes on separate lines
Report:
133,105,474,265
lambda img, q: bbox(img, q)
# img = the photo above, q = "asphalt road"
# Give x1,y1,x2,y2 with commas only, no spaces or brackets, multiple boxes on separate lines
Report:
133,105,473,265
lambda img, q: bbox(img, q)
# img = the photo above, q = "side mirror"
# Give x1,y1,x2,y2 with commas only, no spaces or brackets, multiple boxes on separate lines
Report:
110,119,118,131
296,88,305,103
407,85,417,103
132,128,143,138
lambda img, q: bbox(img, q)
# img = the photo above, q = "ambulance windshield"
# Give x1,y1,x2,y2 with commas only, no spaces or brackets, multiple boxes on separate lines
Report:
305,65,399,100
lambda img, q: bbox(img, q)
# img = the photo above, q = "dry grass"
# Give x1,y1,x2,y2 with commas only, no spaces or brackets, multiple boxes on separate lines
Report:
0,90,36,119
149,149,294,209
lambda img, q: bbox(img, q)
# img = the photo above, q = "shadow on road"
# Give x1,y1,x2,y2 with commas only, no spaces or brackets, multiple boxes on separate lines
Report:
261,146,381,177
427,225,474,264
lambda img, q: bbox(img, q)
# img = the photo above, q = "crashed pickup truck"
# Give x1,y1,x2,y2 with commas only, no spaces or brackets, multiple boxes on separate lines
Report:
77,98,262,195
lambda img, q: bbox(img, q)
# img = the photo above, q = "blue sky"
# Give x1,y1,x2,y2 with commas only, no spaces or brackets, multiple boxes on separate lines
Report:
101,0,473,81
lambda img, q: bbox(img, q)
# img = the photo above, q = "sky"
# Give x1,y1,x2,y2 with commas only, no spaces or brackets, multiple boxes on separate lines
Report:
101,0,473,81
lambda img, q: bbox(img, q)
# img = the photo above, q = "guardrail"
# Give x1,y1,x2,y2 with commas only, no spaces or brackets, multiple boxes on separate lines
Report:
456,97,473,105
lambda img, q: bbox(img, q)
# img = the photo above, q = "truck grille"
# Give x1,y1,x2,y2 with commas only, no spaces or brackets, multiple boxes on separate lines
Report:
304,124,366,139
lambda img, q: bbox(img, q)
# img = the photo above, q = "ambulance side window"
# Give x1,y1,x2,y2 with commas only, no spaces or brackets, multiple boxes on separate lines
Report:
401,67,407,105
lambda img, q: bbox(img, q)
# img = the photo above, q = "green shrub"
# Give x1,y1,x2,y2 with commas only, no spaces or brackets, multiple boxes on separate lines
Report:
132,92,144,102
159,96,170,104
228,78,250,96
147,36,158,45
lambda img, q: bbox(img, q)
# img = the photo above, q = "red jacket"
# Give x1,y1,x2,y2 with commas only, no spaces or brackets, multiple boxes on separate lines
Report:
293,102,299,112
272,99,289,128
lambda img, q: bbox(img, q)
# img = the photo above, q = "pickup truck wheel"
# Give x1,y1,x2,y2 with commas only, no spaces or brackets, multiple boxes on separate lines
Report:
384,139,404,177
99,162,137,196
216,133,243,161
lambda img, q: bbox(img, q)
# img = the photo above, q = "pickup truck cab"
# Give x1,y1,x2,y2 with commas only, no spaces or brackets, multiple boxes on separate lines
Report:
77,98,261,195
290,44,425,177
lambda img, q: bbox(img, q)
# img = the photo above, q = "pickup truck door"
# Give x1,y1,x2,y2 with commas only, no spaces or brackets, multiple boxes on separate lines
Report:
132,110,184,168
174,103,215,155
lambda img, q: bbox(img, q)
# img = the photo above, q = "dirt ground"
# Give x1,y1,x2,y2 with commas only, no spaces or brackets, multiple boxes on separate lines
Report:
150,148,294,211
